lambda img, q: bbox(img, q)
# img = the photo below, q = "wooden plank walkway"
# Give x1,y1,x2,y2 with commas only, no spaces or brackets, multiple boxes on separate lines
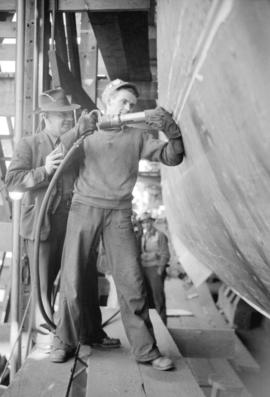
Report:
165,278,258,396
3,308,204,397
3,345,91,397
87,308,204,397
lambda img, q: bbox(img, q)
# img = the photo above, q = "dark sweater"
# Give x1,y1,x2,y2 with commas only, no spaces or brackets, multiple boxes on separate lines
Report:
61,126,184,209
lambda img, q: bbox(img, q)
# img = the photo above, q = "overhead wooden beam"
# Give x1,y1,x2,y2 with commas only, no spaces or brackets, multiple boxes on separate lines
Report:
56,54,96,110
79,13,98,103
65,13,82,82
0,1,16,11
89,11,151,81
52,0,149,12
0,22,16,38
55,13,69,65
0,0,150,12
89,12,128,81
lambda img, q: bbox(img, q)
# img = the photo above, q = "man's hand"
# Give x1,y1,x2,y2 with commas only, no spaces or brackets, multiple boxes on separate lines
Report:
45,147,64,175
145,107,182,139
77,109,99,136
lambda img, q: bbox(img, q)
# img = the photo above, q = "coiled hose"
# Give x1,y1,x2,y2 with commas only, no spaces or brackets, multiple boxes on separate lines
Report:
33,131,92,330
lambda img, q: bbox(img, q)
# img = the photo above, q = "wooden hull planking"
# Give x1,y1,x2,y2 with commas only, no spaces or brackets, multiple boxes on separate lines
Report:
157,0,270,316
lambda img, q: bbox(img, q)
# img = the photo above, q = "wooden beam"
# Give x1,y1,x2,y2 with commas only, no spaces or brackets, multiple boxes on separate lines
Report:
41,2,51,91
79,13,98,103
0,0,150,12
56,53,96,110
208,359,250,397
89,11,151,81
65,13,82,82
0,1,16,11
50,0,150,12
169,327,235,358
0,22,16,38
23,0,35,137
55,13,69,65
89,12,129,81
3,346,92,396
86,309,204,397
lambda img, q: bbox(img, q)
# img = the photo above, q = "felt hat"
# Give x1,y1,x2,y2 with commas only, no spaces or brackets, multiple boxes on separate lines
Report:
36,88,80,112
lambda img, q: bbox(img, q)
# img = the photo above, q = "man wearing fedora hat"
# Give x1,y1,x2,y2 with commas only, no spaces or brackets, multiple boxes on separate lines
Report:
5,88,115,348
5,88,80,340
50,79,185,369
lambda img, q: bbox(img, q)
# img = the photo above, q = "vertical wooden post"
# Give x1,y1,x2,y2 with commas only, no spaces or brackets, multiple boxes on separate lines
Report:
32,0,43,133
10,0,26,380
23,0,35,136
42,2,51,91
80,13,97,103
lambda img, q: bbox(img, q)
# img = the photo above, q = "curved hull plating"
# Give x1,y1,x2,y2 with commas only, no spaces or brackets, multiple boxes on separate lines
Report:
157,0,270,316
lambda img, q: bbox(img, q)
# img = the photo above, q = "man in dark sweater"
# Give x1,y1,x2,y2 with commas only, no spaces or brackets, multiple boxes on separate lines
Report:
51,79,185,370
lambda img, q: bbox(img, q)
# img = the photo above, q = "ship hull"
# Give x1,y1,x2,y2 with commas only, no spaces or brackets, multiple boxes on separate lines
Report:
157,0,270,316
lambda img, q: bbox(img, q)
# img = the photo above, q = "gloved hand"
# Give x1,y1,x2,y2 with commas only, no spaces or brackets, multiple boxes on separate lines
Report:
77,109,99,136
145,107,182,139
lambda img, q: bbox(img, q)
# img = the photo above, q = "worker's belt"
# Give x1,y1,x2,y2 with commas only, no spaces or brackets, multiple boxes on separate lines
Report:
51,196,72,214
58,197,72,209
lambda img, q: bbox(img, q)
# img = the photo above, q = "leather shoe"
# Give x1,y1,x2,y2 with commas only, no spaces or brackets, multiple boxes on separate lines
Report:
50,347,75,363
92,336,121,349
150,356,174,371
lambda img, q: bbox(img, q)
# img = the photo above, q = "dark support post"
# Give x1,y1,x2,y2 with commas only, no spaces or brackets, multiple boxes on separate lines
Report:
55,12,69,65
42,2,51,91
65,12,81,82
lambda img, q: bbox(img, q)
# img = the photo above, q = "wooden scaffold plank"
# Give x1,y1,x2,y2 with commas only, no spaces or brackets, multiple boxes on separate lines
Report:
86,308,204,397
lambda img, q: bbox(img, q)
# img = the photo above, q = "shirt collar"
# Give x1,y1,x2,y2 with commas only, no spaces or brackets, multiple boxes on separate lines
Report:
45,129,60,146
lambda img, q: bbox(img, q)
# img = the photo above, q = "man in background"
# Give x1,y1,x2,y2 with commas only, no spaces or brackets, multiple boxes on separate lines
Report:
140,213,170,325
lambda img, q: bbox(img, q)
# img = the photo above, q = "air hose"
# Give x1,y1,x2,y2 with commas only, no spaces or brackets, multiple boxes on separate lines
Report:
33,131,92,330
33,109,153,330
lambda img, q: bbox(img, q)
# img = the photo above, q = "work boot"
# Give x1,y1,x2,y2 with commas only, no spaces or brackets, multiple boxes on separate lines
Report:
92,336,121,349
150,356,174,371
50,347,76,363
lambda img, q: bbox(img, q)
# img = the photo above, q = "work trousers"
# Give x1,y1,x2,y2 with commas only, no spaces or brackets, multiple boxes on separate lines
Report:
25,203,69,330
143,266,167,325
55,201,160,362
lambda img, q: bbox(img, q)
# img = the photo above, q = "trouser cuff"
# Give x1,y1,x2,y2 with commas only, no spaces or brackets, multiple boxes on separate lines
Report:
136,349,161,363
